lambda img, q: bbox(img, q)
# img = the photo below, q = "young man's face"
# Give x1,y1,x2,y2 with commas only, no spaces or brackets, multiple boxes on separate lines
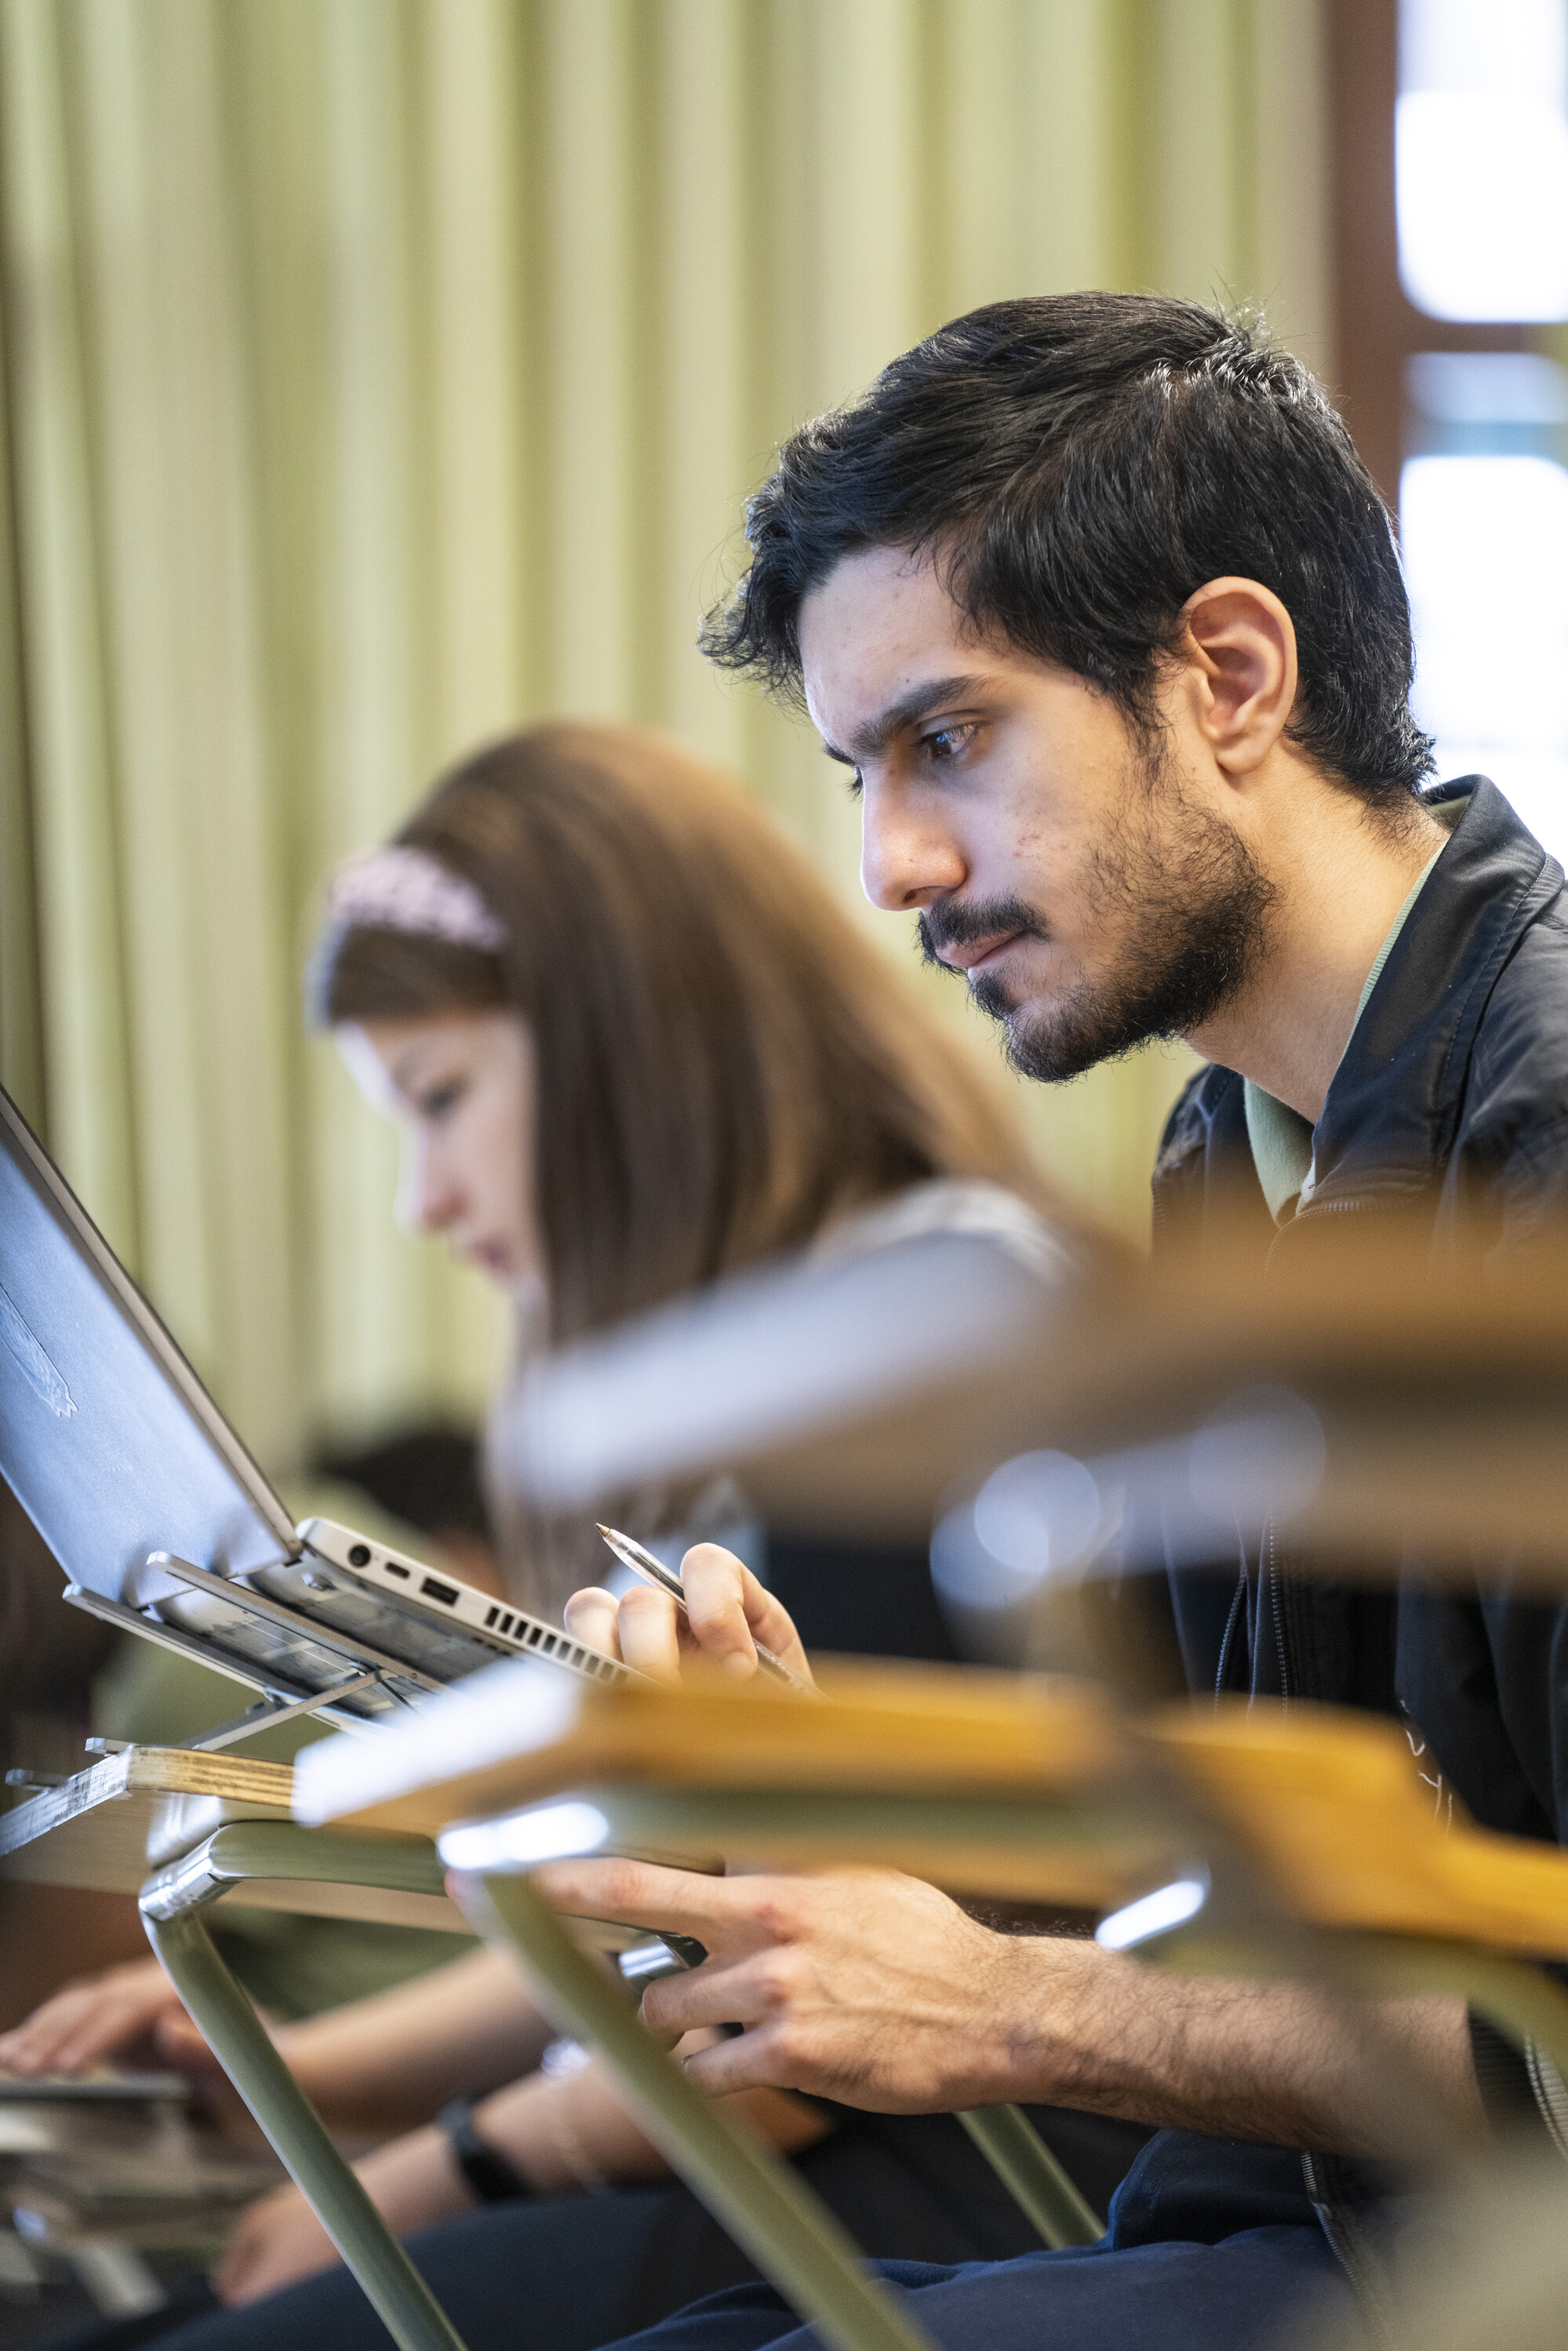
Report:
797,545,1271,1081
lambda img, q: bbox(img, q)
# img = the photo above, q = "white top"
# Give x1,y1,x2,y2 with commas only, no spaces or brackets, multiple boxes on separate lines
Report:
809,1176,1076,1286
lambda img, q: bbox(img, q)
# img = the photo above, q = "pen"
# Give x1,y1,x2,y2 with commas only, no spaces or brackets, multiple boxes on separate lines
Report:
595,1524,816,1694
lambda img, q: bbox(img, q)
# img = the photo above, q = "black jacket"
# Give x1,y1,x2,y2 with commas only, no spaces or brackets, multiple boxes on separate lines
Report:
1108,779,1568,2257
1151,777,1568,1844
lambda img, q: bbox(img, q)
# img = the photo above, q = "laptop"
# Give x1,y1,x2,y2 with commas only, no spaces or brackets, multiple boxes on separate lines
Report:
0,1083,629,1739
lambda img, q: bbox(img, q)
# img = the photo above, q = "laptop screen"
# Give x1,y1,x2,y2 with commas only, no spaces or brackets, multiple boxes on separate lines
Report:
0,1086,297,1607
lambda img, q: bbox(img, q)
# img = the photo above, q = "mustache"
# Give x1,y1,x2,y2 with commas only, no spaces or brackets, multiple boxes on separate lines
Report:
917,894,1048,969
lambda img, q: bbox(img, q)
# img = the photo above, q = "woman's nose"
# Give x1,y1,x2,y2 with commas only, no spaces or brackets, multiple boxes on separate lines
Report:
398,1136,460,1234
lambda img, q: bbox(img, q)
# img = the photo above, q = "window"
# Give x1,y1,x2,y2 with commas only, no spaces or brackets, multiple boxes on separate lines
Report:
1395,2,1568,854
1396,0,1568,322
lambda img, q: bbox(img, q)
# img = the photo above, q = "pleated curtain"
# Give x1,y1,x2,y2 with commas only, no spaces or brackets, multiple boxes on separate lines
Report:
0,0,1332,1471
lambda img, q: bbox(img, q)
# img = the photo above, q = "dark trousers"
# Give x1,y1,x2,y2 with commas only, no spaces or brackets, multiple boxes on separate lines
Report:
594,2231,1348,2351
584,2130,1353,2351
41,2109,1152,2351
44,2124,1351,2351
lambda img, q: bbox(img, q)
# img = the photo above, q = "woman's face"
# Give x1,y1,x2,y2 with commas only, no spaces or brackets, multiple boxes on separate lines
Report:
339,1012,544,1299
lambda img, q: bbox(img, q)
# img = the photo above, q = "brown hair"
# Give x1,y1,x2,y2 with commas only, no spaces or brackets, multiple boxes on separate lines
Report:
315,720,1061,1345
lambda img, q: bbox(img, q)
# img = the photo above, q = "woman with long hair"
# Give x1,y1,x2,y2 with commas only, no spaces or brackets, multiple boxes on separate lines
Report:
319,715,1063,1633
8,722,1144,2351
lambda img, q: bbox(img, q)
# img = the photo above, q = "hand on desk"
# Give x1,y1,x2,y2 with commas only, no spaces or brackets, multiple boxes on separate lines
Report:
565,1542,813,1690
0,1952,222,2084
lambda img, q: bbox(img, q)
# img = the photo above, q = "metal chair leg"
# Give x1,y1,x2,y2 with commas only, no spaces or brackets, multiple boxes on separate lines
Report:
956,2105,1102,2246
140,1840,468,2351
460,1869,942,2351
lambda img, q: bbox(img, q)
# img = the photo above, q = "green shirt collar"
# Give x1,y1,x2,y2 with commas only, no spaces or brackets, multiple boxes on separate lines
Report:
1243,821,1455,1225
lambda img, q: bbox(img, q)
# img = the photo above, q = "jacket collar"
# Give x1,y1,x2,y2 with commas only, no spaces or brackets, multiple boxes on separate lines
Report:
1150,777,1563,1230
1304,777,1559,1210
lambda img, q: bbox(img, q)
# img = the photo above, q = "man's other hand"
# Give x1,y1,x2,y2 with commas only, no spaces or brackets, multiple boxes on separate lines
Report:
562,1543,813,1690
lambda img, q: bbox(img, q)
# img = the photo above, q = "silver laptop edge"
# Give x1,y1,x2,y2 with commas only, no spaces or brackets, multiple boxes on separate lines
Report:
1,1083,628,1735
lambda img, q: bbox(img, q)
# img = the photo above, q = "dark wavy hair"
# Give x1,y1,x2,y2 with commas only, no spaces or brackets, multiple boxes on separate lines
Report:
701,293,1434,805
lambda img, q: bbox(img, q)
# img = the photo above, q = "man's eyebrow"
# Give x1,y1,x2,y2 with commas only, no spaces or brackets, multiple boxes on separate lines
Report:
824,675,993,767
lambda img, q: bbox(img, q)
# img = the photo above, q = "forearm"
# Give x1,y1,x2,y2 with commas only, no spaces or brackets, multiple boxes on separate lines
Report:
981,1936,1486,2157
303,2051,828,2239
216,2046,834,2306
475,2046,832,2196
274,1945,552,2135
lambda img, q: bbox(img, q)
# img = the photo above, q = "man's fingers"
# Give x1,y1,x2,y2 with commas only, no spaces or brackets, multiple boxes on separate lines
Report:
679,2025,788,2099
563,1586,624,1660
569,1545,813,1688
213,2190,337,2308
679,1546,813,1685
613,1585,685,1686
533,1855,747,1943
677,1544,762,1676
639,1956,773,2043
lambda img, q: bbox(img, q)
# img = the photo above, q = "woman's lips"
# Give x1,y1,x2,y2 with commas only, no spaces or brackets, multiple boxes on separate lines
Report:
460,1239,515,1279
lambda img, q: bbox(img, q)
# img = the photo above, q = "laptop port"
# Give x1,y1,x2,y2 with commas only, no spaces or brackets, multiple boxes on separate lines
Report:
420,1575,459,1606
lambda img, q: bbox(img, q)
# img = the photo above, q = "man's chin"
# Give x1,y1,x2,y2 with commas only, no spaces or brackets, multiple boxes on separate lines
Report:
978,981,1158,1085
1003,1016,1130,1086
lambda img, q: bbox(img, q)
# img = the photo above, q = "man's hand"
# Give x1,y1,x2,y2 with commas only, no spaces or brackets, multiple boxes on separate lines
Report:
530,1854,1488,2157
563,1542,813,1689
0,1956,220,2083
533,1857,1035,2111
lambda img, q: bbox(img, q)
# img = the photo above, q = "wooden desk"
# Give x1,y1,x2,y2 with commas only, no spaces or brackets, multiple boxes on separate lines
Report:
294,1658,1139,2351
1153,1701,1568,1959
293,1650,1568,2208
295,1660,1568,1964
1,1746,468,1934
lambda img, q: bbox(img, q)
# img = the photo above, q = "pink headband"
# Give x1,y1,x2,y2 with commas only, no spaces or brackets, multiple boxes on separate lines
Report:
327,846,506,954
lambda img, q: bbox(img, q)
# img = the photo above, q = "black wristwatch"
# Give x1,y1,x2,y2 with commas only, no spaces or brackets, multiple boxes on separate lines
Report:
437,2094,533,2204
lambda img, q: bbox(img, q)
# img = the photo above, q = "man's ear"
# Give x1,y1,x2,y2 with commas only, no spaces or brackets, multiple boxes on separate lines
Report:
1175,577,1299,775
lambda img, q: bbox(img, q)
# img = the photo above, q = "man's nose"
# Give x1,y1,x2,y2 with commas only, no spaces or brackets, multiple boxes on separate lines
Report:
859,779,968,911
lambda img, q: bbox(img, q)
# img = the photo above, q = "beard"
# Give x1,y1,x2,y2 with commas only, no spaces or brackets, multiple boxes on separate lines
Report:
919,755,1275,1083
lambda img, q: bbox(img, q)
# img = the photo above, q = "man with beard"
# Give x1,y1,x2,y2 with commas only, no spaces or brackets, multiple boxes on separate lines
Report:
541,296,1568,2350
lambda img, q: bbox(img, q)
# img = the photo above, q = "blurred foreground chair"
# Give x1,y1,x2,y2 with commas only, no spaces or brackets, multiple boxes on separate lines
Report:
293,1657,1568,2351
1,1716,1093,2351
2,1745,475,2351
14,1662,1568,2351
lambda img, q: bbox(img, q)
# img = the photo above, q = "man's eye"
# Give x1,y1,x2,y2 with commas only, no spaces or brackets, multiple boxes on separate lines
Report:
849,767,864,799
921,724,975,763
418,1082,464,1121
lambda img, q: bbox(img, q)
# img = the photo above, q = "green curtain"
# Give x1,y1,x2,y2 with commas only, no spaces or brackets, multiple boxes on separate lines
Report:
0,0,1332,1472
